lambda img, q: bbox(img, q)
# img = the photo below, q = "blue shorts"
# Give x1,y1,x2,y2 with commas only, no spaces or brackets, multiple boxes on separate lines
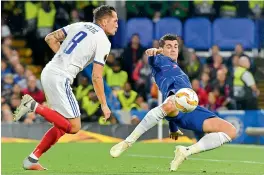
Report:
165,106,217,133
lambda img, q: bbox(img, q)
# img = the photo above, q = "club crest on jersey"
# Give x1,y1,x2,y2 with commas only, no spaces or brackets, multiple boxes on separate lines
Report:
173,64,177,68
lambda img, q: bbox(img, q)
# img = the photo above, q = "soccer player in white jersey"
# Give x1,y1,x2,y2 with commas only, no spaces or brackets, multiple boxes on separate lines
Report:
13,5,118,170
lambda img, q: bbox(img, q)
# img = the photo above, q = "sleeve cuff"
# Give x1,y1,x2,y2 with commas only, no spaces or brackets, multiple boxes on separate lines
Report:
94,60,105,66
62,28,67,36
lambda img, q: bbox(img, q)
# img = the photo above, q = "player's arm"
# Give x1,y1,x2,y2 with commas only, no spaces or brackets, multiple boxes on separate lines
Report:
92,63,111,121
168,120,183,140
92,63,107,106
92,35,111,121
44,29,66,53
146,48,163,67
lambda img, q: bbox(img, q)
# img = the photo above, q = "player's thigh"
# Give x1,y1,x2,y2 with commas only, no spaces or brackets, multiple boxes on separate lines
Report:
41,70,81,119
203,117,237,139
176,106,216,133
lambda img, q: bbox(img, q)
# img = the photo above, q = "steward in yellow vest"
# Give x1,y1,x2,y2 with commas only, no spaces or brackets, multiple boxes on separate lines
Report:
106,61,128,90
117,82,139,111
75,76,93,101
37,2,56,38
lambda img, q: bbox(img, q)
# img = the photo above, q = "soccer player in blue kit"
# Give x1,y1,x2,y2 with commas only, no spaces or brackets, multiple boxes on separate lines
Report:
110,34,237,171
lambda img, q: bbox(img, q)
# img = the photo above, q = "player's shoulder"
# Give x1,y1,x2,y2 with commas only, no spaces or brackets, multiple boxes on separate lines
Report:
94,30,111,45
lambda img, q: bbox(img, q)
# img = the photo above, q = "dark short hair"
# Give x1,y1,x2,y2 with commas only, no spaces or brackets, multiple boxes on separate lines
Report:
93,5,116,22
159,34,178,47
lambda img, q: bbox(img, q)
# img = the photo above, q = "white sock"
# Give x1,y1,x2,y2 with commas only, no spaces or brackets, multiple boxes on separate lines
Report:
186,132,232,156
29,152,38,160
125,106,167,144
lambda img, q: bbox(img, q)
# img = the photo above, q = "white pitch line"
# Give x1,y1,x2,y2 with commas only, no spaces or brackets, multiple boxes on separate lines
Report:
224,144,264,149
128,154,264,165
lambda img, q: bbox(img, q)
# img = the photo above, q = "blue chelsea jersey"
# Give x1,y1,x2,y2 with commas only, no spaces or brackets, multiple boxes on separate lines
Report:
148,54,192,100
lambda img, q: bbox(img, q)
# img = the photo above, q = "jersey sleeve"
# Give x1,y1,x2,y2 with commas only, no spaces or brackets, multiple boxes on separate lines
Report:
94,34,111,66
61,23,77,36
148,55,161,67
169,120,179,132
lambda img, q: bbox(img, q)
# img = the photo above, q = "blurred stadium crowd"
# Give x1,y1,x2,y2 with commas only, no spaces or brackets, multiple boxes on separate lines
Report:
1,1,263,125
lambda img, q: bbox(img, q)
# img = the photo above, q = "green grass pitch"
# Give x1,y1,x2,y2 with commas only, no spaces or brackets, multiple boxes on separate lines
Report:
2,143,264,175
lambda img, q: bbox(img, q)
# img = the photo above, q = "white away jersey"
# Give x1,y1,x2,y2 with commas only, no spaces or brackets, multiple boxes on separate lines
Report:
48,22,111,79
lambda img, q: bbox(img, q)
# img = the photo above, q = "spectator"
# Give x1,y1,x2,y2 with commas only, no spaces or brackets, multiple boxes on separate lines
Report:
228,44,256,73
81,90,102,122
117,82,138,111
121,34,145,83
144,1,169,21
10,94,21,112
135,95,149,110
103,53,116,77
206,87,226,111
24,113,37,124
200,72,212,93
177,37,191,70
54,3,70,30
209,54,224,80
206,92,217,111
152,40,159,49
75,76,93,101
207,45,220,65
106,61,128,91
216,1,238,18
229,54,240,74
233,57,260,110
212,69,236,109
17,69,42,90
132,53,152,100
12,84,22,97
2,109,13,123
169,1,190,21
192,79,208,107
186,52,202,81
2,74,14,103
70,9,80,23
21,75,45,104
13,64,25,84
1,60,12,79
126,1,145,18
191,1,215,20
248,1,264,19
35,2,56,66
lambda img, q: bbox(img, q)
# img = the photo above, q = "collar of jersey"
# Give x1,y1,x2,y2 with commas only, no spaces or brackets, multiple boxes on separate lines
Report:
158,54,177,63
93,22,103,30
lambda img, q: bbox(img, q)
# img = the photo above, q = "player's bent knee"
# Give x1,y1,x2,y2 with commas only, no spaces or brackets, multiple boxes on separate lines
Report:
70,127,80,134
68,117,81,134
203,117,237,139
226,125,237,140
161,97,177,114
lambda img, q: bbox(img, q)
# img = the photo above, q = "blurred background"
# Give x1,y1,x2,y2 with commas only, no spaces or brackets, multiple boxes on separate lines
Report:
1,1,264,144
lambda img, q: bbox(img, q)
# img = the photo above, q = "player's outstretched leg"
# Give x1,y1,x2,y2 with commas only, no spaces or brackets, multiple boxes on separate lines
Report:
14,94,73,133
14,94,81,170
110,105,167,157
170,117,236,171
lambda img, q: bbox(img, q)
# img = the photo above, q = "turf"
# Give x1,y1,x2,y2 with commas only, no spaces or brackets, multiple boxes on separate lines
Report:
2,143,264,175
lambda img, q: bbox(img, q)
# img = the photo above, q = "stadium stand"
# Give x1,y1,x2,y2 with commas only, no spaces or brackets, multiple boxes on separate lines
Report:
1,1,264,127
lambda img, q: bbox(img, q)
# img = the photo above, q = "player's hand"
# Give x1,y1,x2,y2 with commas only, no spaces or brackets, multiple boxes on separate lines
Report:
169,130,183,140
101,104,111,122
145,48,163,56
